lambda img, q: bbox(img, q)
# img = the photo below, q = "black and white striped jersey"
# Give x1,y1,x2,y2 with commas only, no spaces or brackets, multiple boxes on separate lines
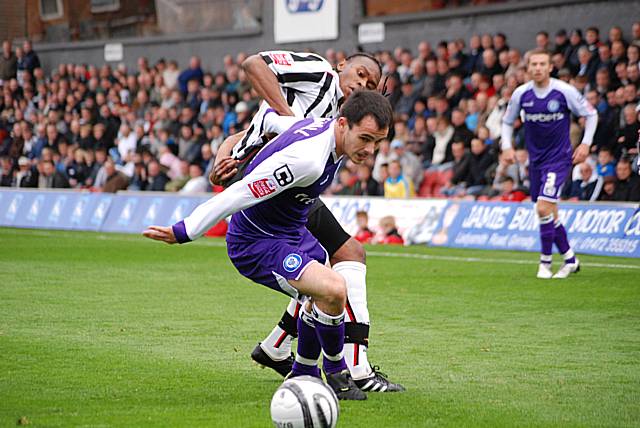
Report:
231,50,344,161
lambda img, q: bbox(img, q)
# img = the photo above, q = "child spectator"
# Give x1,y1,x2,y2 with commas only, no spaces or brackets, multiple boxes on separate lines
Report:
377,215,404,245
384,160,415,198
354,211,374,244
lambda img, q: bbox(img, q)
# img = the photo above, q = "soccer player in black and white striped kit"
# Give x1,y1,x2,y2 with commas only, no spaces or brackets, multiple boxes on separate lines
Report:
211,50,404,393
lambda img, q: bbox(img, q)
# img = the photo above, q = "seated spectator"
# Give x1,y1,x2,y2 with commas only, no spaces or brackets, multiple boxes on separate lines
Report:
353,163,382,196
494,176,527,202
613,158,640,201
100,159,129,193
441,141,471,197
598,175,617,201
146,160,170,191
14,156,35,187
391,139,423,189
465,138,495,196
179,163,209,194
376,215,404,245
37,159,69,189
431,116,454,167
0,156,14,186
596,147,616,177
616,104,640,157
354,211,374,244
568,162,604,201
384,160,415,198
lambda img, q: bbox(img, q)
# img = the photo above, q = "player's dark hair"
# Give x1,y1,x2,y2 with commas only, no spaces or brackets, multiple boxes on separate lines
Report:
345,52,383,79
340,90,393,131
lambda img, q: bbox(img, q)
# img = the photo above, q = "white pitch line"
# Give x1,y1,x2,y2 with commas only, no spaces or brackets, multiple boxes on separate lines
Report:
367,251,640,270
2,228,639,270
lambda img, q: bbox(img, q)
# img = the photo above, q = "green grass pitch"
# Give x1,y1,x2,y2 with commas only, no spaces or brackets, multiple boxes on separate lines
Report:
1,227,639,427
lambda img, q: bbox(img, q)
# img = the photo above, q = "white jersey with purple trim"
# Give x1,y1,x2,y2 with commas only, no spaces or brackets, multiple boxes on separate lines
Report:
172,113,341,243
501,78,597,166
231,51,343,161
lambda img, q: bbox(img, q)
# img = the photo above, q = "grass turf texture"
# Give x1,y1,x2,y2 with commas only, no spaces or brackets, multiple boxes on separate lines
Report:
1,228,639,427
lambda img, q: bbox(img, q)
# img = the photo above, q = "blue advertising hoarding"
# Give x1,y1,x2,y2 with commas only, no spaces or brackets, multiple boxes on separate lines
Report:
430,201,640,258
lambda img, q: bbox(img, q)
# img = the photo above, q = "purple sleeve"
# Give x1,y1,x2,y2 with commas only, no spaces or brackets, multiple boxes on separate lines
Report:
172,220,191,244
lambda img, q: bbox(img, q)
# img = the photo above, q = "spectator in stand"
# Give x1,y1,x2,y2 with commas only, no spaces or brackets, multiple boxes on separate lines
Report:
536,31,551,51
353,163,382,196
100,159,129,193
178,56,204,95
613,157,640,201
179,163,208,194
384,160,415,198
377,216,404,245
616,104,640,157
465,138,495,196
22,40,40,75
0,40,17,81
0,156,13,186
494,176,527,202
38,159,69,189
441,141,471,197
390,139,423,189
566,161,603,201
145,159,170,191
451,108,474,147
354,211,374,244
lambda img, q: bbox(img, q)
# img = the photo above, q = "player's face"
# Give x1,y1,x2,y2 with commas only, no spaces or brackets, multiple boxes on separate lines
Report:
527,53,553,85
337,115,388,164
337,57,381,99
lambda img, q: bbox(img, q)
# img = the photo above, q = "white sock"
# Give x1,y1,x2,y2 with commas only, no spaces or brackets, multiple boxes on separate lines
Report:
333,261,372,380
259,298,299,361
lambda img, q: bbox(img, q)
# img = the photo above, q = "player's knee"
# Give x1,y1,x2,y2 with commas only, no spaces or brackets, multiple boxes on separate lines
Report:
536,201,553,218
324,273,347,308
331,237,366,264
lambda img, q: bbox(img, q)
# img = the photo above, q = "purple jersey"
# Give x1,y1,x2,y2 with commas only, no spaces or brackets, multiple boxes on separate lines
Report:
171,114,342,244
502,78,597,166
227,117,341,243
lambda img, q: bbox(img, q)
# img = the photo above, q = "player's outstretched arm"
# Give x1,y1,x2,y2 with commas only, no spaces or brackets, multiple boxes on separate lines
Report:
242,54,295,117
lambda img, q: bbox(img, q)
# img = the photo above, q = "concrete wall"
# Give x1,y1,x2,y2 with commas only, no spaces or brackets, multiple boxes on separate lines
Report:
32,0,640,74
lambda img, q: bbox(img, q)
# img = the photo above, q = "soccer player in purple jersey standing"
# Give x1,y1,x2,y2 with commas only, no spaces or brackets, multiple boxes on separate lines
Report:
142,90,393,400
501,49,598,279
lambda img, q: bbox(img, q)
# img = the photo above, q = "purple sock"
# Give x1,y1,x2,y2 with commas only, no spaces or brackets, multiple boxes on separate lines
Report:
539,215,555,264
554,222,576,264
312,304,347,375
291,309,321,378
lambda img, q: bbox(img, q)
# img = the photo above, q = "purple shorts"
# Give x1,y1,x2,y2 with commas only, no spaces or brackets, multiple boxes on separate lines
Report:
529,160,572,203
226,228,328,301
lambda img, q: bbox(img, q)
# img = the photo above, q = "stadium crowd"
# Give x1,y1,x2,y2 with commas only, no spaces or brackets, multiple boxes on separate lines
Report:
0,22,639,202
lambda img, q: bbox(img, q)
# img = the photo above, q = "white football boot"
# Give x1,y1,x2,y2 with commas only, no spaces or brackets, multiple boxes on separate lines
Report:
552,259,580,279
537,263,553,279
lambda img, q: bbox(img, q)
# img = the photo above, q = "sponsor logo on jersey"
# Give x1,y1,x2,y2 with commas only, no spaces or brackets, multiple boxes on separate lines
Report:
269,52,293,66
524,112,565,122
547,99,560,112
274,164,294,186
283,253,303,272
522,101,534,107
248,178,277,198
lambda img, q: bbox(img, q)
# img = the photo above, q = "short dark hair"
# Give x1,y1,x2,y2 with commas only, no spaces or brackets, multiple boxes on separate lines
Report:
346,52,383,79
339,90,393,131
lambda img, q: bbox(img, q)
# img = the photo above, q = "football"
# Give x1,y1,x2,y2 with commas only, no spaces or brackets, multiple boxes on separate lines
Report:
270,376,340,428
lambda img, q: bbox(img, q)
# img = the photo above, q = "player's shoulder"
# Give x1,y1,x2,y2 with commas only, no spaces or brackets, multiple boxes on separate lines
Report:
260,50,332,70
549,78,579,97
512,81,534,99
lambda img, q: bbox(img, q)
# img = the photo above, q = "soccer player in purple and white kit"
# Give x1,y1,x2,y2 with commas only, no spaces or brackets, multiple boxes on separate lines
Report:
143,90,393,400
501,49,598,279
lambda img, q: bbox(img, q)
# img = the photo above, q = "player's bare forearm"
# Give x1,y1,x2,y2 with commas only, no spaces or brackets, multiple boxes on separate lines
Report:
143,225,177,244
242,55,295,116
